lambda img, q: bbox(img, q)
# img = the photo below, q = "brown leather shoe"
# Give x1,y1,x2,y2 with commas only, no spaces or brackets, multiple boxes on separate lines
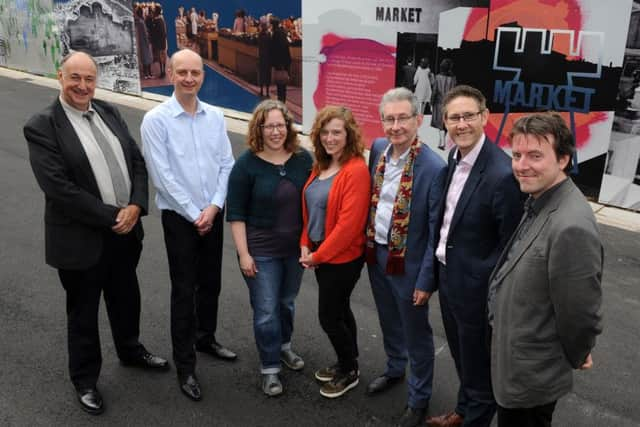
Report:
426,411,463,427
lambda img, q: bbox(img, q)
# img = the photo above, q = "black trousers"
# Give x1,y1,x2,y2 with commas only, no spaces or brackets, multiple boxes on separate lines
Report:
58,231,144,391
161,210,223,376
314,256,364,373
497,401,557,427
438,263,496,426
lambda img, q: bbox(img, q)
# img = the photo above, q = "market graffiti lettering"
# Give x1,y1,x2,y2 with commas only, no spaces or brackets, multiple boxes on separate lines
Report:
492,26,604,113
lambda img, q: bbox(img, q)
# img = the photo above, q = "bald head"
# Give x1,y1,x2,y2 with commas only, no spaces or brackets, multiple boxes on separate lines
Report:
60,51,98,74
169,49,205,101
169,49,203,73
58,51,98,111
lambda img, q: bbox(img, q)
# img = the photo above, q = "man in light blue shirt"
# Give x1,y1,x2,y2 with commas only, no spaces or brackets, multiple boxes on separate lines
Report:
141,49,236,402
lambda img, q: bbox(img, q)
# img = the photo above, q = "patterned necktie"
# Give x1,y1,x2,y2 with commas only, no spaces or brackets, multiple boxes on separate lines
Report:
83,111,129,207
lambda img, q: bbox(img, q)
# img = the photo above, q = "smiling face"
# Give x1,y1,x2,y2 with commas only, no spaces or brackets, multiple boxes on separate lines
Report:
511,133,570,199
320,118,348,160
381,100,423,152
444,95,488,157
261,109,288,152
58,53,97,111
170,50,204,99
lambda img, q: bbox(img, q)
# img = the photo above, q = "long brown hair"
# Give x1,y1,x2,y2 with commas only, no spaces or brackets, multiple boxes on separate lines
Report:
246,99,299,153
309,106,364,172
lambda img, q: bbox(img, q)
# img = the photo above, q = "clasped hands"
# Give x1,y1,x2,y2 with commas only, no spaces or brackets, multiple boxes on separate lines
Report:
112,204,141,235
299,245,317,269
194,205,219,236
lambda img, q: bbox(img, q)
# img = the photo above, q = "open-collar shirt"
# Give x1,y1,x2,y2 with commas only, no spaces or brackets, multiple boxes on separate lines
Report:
436,134,486,264
141,94,235,222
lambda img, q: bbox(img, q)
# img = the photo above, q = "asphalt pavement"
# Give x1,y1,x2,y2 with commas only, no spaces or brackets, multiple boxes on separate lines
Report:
1,74,639,426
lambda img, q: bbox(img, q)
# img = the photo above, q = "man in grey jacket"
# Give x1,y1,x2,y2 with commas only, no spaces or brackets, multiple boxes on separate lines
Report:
487,112,603,427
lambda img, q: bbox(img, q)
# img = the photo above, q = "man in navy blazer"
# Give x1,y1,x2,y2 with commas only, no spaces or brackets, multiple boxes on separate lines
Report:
366,87,447,427
427,85,523,427
24,52,168,415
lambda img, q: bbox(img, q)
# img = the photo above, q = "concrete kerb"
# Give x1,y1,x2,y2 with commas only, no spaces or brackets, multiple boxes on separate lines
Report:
4,66,638,232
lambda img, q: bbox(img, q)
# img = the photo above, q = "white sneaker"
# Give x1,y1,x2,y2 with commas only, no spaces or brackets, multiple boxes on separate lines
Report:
262,373,283,397
280,349,304,371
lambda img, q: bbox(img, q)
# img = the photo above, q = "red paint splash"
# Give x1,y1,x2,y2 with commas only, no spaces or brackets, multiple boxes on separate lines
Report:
314,33,396,147
487,111,609,148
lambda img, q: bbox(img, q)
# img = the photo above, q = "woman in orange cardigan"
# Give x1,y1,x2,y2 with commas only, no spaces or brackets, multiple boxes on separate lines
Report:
299,106,371,399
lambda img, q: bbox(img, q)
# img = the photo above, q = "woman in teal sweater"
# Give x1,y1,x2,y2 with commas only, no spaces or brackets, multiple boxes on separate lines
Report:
226,100,312,396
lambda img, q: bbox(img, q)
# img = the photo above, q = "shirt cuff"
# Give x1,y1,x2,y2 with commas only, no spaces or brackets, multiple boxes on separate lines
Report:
185,204,202,223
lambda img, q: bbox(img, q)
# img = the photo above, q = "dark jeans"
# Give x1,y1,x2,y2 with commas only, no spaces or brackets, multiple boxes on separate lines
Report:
438,263,496,426
59,231,144,391
243,255,303,373
161,209,223,376
497,401,557,427
314,256,364,373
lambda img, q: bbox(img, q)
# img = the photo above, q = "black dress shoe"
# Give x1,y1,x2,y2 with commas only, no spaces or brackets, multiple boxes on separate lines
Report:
396,406,427,427
179,374,202,401
122,351,170,371
77,388,104,415
195,341,237,361
366,374,404,395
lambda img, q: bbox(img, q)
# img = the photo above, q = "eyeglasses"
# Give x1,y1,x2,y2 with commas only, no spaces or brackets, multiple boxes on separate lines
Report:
445,111,484,124
381,115,415,127
261,123,287,132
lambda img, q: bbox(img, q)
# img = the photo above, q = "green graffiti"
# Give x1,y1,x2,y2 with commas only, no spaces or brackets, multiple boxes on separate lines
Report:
0,0,57,70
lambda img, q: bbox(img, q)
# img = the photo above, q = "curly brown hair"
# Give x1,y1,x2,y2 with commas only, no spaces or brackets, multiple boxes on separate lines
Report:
246,99,299,153
309,106,364,172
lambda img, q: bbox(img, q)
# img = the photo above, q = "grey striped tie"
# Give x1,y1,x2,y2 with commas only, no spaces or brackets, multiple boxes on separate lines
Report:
83,111,129,207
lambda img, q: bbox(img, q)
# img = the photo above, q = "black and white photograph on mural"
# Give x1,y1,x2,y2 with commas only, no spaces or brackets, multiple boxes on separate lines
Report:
395,31,459,151
395,32,438,116
55,0,141,94
599,0,640,211
0,36,8,66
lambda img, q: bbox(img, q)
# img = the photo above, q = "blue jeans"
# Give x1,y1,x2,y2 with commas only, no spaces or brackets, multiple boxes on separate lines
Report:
243,255,303,373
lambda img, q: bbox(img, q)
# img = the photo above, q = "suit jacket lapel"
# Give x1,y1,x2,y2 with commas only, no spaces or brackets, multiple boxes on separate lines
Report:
53,99,102,195
448,143,488,233
444,150,457,187
492,182,570,282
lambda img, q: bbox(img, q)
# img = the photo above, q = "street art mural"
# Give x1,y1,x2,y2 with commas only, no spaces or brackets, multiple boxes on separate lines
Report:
2,0,640,210
598,0,640,210
137,0,301,118
303,0,638,209
55,0,141,94
0,0,60,75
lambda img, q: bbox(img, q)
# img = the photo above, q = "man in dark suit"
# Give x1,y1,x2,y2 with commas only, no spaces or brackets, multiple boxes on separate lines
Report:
24,51,168,416
488,113,603,427
427,85,523,427
366,87,447,427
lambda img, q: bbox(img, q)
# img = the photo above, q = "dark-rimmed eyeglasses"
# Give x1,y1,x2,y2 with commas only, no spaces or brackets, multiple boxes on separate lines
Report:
261,123,287,132
445,111,484,124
